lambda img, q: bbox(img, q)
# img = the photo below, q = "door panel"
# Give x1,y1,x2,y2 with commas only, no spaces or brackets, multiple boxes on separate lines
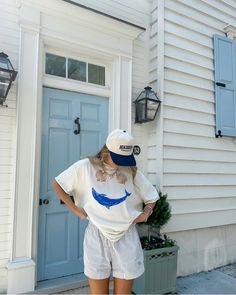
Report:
38,87,108,281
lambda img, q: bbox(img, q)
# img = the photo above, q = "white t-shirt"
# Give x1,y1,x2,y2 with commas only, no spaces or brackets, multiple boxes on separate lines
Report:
55,158,159,242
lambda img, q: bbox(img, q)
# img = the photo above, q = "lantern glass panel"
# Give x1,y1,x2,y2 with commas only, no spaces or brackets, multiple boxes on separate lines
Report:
147,100,158,120
0,56,13,71
0,70,11,98
136,99,146,122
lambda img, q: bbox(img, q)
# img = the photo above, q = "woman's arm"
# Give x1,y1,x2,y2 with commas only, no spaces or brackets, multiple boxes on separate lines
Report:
133,201,156,224
52,179,87,219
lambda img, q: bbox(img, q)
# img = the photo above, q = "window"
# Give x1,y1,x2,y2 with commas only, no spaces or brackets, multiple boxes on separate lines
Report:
45,53,66,78
88,63,105,86
68,58,86,82
45,53,106,86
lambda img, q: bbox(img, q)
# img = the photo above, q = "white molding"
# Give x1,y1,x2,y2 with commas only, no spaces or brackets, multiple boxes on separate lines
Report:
43,76,111,98
6,259,36,294
120,56,133,132
156,0,164,192
7,5,40,294
17,0,144,40
224,24,236,39
110,56,121,130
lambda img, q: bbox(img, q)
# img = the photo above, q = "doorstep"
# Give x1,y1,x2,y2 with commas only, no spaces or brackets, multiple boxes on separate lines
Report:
25,273,88,294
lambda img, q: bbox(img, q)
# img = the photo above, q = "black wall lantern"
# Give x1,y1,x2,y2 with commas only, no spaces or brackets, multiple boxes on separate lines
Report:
134,86,161,123
0,52,18,107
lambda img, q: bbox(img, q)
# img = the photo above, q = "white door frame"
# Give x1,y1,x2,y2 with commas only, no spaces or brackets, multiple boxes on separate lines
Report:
6,1,143,293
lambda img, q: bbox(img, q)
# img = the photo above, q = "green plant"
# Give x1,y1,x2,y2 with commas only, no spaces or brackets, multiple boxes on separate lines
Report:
139,190,177,249
146,190,171,229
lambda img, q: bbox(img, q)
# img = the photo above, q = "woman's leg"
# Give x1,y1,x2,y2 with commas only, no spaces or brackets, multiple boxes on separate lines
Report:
88,277,110,294
113,277,134,294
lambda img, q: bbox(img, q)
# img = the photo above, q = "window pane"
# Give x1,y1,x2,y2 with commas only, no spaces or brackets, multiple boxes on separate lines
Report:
68,59,86,82
45,53,66,77
88,64,105,86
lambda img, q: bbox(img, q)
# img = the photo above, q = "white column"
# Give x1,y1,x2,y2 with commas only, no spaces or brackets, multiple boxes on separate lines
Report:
6,4,41,294
110,55,132,132
120,56,132,132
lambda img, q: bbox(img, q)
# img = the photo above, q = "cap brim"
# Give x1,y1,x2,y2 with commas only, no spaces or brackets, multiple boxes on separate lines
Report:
110,151,136,166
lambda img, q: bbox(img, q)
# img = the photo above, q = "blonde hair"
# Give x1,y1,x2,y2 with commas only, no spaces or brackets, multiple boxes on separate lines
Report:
88,144,137,179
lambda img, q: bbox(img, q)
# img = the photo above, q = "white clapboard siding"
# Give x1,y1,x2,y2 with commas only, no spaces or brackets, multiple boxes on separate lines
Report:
0,199,11,210
0,0,18,290
170,197,236,214
165,185,236,200
163,209,236,232
154,0,236,232
68,0,150,28
165,93,214,113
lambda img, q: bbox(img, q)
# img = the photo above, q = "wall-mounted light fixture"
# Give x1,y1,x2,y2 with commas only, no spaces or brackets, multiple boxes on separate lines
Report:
0,52,18,107
133,86,161,123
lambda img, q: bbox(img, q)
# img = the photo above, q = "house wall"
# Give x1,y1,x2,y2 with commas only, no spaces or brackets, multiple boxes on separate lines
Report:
162,0,236,232
0,0,19,291
149,0,236,275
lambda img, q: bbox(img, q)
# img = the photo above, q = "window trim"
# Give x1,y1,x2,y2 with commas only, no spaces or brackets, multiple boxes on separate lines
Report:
44,49,108,87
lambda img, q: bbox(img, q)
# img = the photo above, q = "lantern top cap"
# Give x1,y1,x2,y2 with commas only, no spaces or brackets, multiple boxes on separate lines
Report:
0,52,8,58
144,86,152,91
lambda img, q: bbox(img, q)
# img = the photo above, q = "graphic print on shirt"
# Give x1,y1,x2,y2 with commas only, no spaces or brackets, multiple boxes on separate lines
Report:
91,187,131,209
96,169,127,184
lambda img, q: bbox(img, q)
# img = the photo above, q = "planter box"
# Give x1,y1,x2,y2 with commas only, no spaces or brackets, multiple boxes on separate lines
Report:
133,245,179,294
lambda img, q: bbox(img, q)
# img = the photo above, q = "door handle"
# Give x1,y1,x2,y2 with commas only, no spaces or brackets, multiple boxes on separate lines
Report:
216,82,226,87
74,117,80,135
39,198,49,205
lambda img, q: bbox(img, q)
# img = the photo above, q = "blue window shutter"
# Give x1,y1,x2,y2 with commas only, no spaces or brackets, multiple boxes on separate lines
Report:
213,34,236,137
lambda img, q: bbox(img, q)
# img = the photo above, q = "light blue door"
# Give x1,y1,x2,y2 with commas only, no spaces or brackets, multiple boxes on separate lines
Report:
37,87,108,281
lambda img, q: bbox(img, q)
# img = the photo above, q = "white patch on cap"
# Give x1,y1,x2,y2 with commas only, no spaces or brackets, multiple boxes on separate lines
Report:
106,129,134,156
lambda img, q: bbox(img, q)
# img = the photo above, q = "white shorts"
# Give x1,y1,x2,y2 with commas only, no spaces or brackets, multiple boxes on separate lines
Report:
83,221,145,280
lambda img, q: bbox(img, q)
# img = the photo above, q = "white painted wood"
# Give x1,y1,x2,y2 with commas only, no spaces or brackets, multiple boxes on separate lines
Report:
67,0,150,28
224,24,236,38
162,0,236,233
166,185,236,200
170,197,236,215
164,95,215,116
163,209,236,233
164,145,236,162
0,1,18,292
164,132,236,152
164,106,215,125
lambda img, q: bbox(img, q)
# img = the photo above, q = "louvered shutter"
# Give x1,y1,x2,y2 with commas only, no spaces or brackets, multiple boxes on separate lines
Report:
213,34,236,137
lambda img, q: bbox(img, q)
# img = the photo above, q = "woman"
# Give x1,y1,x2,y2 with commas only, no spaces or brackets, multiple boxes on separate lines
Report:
52,129,159,294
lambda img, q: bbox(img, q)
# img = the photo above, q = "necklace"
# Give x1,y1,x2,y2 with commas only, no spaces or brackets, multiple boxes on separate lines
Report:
96,164,127,184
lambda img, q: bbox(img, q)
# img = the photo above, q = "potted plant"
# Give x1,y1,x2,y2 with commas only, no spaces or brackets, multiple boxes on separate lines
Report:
133,190,179,294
